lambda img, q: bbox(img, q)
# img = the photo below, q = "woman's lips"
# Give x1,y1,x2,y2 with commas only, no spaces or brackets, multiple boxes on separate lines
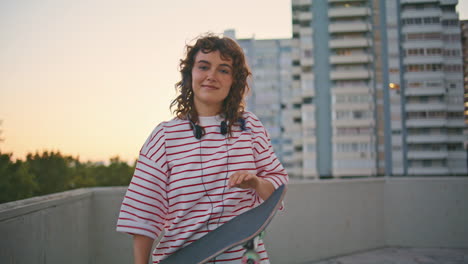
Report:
201,85,219,90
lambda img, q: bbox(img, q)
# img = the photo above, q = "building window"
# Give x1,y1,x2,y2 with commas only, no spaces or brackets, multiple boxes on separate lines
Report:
443,64,462,72
302,66,313,73
303,49,313,58
426,48,442,55
442,19,458,27
300,20,311,27
303,97,314,104
422,160,432,167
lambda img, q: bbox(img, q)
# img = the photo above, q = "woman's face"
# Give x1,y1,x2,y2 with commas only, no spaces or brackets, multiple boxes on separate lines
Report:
191,50,233,116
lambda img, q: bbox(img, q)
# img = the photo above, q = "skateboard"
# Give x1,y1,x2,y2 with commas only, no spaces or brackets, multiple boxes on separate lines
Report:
159,184,287,264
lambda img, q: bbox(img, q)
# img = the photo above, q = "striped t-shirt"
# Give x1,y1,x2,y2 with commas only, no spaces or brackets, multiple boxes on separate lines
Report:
116,111,289,263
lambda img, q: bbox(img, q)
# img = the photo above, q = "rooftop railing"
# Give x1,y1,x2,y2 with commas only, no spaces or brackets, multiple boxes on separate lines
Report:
1,177,467,264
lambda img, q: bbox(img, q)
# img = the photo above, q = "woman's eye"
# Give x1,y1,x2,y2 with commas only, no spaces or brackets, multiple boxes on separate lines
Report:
198,65,209,70
220,69,230,74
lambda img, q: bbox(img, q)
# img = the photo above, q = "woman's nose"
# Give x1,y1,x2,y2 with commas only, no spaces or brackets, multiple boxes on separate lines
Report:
206,70,216,81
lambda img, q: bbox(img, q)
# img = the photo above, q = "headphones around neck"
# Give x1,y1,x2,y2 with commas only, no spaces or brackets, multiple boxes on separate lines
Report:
188,117,246,139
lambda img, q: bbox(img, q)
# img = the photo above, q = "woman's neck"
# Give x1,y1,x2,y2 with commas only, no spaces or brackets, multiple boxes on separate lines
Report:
195,102,221,117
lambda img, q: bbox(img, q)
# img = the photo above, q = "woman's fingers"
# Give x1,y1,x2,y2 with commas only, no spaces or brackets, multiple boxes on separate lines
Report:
228,171,257,189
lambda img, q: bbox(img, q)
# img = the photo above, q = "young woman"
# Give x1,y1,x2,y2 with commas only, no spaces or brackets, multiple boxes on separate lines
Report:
116,33,288,264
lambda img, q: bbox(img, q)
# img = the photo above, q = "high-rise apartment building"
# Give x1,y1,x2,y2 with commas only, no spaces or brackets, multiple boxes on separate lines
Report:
392,0,466,175
224,0,466,178
225,30,294,166
290,0,381,178
288,0,466,178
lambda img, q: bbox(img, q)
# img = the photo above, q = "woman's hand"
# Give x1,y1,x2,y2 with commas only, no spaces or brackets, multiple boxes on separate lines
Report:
228,170,275,200
228,170,259,189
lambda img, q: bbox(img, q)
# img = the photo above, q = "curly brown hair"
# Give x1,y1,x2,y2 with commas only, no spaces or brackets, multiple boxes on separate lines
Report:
170,33,252,136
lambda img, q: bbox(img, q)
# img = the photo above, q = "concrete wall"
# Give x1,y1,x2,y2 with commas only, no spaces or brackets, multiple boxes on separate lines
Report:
0,178,467,264
384,177,468,248
0,189,93,264
265,179,386,264
89,188,132,264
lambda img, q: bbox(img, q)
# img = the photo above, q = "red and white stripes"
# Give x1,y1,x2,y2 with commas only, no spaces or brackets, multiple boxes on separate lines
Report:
116,112,288,263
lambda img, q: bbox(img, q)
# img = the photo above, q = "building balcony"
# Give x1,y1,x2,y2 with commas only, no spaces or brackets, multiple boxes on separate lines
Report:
329,22,371,33
407,167,450,175
299,27,313,36
405,103,447,112
401,0,444,3
334,119,375,127
333,134,374,143
407,150,449,159
407,134,449,143
301,57,314,66
291,108,302,119
402,41,444,49
332,167,376,177
293,136,303,146
329,38,372,48
447,150,467,160
447,103,465,112
405,88,446,96
403,56,444,65
1,178,467,263
447,119,466,128
330,54,372,64
292,66,301,75
406,118,447,127
330,69,371,80
292,150,304,161
447,135,466,143
332,85,371,94
440,0,458,5
297,11,313,21
441,12,460,21
401,8,442,18
328,7,371,18
402,25,443,34
302,86,315,98
332,96,373,108
292,24,300,34
404,71,445,81
292,0,312,5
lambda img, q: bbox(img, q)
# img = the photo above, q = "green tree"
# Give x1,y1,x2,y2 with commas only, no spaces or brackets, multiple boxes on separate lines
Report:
69,160,97,188
94,156,134,186
26,151,75,196
0,149,136,203
0,152,37,203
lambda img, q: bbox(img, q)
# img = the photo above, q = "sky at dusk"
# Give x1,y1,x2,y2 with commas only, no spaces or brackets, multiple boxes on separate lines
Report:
1,0,467,163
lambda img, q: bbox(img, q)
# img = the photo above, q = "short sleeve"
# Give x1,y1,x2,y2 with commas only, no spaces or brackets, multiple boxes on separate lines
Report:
116,123,169,239
249,115,289,189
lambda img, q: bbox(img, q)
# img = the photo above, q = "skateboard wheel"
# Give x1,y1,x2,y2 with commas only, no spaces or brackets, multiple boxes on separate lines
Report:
242,249,260,264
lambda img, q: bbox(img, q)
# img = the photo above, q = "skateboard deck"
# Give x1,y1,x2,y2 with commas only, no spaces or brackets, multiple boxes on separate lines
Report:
159,184,287,264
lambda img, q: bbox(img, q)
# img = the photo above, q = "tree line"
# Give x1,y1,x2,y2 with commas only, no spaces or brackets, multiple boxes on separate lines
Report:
0,151,135,204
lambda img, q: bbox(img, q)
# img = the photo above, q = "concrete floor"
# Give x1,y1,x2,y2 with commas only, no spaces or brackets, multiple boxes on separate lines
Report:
309,247,468,264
